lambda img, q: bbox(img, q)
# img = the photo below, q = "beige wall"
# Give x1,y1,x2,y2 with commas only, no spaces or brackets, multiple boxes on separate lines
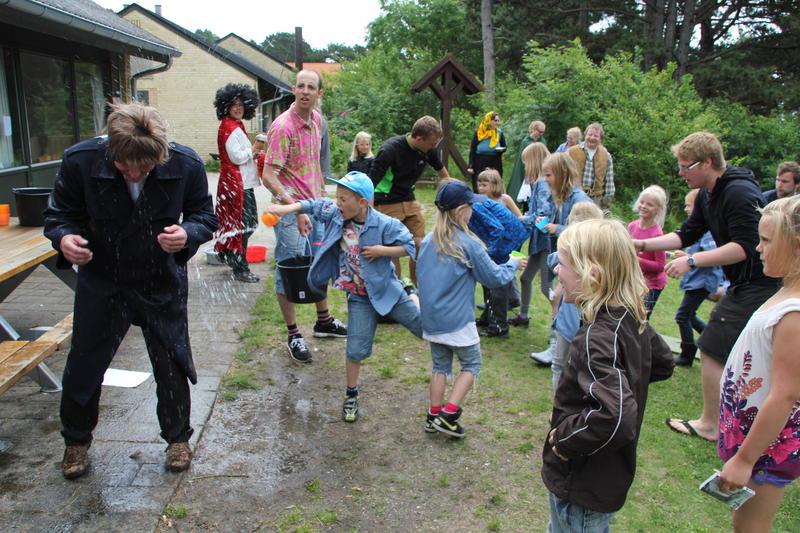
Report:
217,35,294,85
122,9,260,160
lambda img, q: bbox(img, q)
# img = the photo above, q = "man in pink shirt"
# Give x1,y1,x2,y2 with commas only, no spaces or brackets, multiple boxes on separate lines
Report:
261,70,347,363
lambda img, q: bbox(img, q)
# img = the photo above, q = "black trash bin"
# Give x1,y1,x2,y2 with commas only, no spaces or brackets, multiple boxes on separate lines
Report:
12,187,52,226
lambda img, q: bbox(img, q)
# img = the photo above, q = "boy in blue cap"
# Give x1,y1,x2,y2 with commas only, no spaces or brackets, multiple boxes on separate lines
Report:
263,172,422,421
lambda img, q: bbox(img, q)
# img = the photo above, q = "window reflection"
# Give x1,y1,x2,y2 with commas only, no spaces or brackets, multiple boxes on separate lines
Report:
20,52,73,163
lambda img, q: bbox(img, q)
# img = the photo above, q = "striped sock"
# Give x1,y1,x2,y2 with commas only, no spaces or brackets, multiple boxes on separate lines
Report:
316,309,332,324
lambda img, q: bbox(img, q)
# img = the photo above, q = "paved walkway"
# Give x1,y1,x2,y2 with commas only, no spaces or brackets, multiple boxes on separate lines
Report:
0,175,275,532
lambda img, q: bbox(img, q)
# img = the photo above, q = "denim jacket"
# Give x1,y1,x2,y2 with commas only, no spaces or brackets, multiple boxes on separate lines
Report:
299,198,415,316
548,252,580,339
520,177,553,255
680,231,724,294
418,229,519,335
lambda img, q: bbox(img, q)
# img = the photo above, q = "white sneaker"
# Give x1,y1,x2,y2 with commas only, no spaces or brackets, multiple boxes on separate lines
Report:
530,338,556,365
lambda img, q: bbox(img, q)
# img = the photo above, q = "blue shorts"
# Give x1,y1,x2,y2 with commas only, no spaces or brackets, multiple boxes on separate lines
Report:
548,492,614,533
751,470,794,488
345,292,422,362
430,342,482,376
273,212,325,295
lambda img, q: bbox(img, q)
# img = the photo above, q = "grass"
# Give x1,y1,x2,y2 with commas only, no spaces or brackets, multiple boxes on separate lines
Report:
228,183,799,531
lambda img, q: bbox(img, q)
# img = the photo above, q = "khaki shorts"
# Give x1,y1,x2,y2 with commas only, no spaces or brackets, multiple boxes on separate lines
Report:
375,201,426,239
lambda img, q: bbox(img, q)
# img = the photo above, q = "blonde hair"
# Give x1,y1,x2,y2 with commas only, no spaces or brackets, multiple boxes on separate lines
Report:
759,196,800,279
349,131,373,161
543,152,579,205
432,204,482,266
568,201,603,224
685,189,699,204
567,126,582,142
522,142,550,183
558,219,649,329
106,102,169,167
477,168,504,198
633,185,668,227
671,131,726,172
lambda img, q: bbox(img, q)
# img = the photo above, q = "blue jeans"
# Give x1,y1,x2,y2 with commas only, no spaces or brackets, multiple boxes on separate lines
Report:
644,288,662,319
548,492,615,533
430,341,482,376
345,292,422,362
674,288,708,346
273,212,325,295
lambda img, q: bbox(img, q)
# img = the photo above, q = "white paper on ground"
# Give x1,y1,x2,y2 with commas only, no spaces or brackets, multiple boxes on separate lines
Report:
102,368,151,388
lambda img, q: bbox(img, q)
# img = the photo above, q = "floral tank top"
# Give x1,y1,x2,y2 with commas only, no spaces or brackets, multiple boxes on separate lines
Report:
718,298,800,480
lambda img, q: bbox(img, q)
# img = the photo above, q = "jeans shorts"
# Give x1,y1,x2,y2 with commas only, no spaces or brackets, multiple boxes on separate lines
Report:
345,292,422,362
548,492,614,533
430,341,482,376
273,212,325,295
697,282,778,364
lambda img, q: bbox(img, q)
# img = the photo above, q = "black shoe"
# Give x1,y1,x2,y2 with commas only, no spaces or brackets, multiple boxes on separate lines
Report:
480,326,509,338
475,315,489,327
675,342,696,367
433,408,465,438
476,303,486,310
313,318,347,338
342,396,359,422
287,334,312,363
233,270,260,283
674,355,694,367
508,314,529,328
401,278,417,296
424,412,438,433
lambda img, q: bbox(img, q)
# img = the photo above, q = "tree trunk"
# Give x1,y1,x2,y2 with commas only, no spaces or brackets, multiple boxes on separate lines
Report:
481,0,495,101
675,0,697,79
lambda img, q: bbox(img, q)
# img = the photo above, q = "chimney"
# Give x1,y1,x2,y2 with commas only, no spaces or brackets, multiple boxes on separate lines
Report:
294,27,303,70
155,4,161,15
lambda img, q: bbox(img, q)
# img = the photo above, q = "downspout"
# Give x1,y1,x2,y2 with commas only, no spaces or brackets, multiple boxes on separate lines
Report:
259,90,291,131
130,56,173,99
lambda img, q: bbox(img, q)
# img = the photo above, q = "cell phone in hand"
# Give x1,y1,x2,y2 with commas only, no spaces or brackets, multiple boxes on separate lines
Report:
699,471,755,510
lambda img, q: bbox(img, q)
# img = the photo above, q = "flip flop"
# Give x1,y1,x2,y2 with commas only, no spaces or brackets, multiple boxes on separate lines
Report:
665,418,715,442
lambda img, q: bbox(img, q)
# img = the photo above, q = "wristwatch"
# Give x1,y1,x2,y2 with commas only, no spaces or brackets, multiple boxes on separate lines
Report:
687,255,696,268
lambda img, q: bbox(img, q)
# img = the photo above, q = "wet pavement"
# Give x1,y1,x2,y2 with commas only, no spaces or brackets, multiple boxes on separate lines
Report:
0,174,275,532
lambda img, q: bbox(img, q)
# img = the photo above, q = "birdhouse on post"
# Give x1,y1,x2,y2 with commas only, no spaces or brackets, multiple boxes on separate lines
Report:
411,54,484,180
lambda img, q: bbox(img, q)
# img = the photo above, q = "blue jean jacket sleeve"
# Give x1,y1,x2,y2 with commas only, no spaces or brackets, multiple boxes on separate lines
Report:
300,198,339,224
464,236,518,288
382,217,416,258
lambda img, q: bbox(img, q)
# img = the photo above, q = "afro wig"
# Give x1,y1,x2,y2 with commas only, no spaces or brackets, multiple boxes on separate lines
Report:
213,83,259,120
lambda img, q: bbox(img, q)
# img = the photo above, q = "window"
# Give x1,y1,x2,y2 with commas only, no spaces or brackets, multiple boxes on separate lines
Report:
0,48,23,169
75,62,106,141
20,52,73,163
136,90,150,105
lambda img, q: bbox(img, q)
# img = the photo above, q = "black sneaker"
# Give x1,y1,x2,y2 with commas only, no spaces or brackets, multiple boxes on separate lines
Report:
480,326,509,338
287,334,312,363
401,278,417,296
313,318,347,338
342,396,359,422
233,270,260,283
508,314,530,328
433,408,464,438
424,412,438,433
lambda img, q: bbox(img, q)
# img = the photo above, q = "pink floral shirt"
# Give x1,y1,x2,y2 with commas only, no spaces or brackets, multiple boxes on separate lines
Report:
264,103,323,201
719,298,800,480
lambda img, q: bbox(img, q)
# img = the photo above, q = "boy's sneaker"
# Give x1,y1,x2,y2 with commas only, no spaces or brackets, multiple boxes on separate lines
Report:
313,318,348,338
433,408,465,438
342,396,359,422
287,334,312,363
480,325,509,338
424,412,438,433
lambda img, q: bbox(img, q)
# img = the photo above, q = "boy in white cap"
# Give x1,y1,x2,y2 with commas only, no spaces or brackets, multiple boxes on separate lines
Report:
263,172,422,421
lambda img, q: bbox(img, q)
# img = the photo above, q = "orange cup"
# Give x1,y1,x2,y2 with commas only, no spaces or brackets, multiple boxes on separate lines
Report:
261,212,279,227
0,204,9,226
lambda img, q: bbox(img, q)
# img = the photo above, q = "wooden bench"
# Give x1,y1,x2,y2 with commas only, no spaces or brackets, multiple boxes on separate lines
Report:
0,313,72,395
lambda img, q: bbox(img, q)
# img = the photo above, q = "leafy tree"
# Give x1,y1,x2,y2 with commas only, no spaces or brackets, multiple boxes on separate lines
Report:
194,29,220,43
260,32,327,63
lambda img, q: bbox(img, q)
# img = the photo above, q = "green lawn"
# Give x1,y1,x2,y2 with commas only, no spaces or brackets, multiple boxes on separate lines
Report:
232,184,798,532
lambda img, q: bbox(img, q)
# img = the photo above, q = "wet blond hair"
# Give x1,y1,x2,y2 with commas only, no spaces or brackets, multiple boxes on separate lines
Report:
543,152,579,206
557,219,648,329
107,102,169,167
568,201,603,224
477,168,504,198
349,131,374,161
759,195,800,280
522,142,550,183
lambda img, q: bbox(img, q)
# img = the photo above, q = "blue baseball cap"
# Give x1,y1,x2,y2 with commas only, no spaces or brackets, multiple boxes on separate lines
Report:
326,171,374,201
435,181,487,210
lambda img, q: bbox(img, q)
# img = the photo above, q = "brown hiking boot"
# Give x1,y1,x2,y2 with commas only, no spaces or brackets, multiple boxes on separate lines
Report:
62,445,89,480
165,442,192,472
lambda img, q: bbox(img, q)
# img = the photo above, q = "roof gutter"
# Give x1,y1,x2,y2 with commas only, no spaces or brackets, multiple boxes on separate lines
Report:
131,55,173,97
0,0,180,59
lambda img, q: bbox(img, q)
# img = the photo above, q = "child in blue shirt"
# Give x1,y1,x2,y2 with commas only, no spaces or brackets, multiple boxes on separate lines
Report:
417,182,526,437
263,172,422,422
673,189,723,366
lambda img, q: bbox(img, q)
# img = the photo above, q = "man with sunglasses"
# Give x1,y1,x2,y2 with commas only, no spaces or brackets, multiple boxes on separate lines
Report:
632,131,780,443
